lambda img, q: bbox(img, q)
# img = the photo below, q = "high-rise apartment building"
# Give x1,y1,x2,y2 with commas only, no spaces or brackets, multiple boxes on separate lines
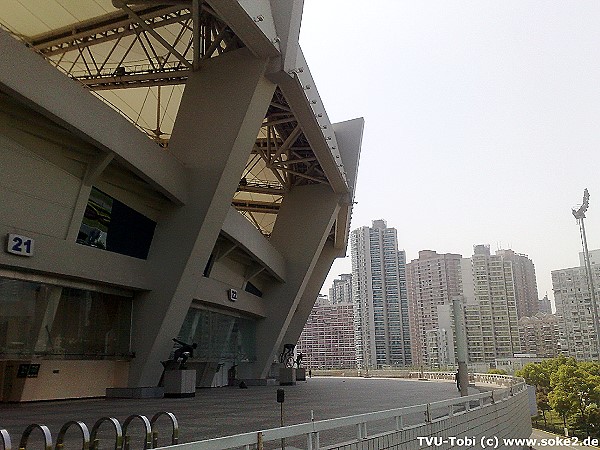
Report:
329,274,352,304
552,265,600,361
297,297,356,369
581,249,600,266
351,220,411,369
463,245,521,364
406,250,463,368
495,249,539,318
315,293,329,306
423,304,455,369
518,314,559,358
538,294,552,315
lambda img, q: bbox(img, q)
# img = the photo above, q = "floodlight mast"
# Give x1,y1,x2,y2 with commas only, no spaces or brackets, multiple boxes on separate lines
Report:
572,188,600,360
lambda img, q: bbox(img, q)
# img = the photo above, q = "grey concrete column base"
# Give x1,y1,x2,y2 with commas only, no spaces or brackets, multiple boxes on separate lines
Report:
296,368,306,381
164,369,196,397
279,367,296,385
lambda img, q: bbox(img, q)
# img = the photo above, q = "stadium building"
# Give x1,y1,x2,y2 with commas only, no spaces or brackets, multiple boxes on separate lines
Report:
0,0,363,401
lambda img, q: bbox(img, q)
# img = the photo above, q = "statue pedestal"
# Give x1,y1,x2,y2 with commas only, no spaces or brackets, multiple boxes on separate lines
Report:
296,367,306,381
279,367,296,386
164,369,196,397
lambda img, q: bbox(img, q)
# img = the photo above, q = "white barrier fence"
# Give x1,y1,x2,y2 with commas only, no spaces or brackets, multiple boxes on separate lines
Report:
161,373,531,450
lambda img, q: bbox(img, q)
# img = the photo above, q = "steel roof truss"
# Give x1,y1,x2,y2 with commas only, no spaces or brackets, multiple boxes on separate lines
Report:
272,123,300,161
114,1,193,70
33,6,189,57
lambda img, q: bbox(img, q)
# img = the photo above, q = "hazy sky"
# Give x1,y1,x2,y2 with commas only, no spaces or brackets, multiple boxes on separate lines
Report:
299,1,600,304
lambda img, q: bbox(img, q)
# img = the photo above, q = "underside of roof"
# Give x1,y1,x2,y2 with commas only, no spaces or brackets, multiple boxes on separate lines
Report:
0,0,352,240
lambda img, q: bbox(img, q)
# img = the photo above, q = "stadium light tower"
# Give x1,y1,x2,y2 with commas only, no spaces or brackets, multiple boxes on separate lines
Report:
572,188,600,360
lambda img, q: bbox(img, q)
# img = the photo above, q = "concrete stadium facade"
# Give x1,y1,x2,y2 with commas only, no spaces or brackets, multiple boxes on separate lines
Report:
0,1,363,401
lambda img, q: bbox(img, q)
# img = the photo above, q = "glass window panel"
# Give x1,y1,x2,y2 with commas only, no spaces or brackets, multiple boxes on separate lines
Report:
0,277,132,359
177,309,256,364
77,187,156,259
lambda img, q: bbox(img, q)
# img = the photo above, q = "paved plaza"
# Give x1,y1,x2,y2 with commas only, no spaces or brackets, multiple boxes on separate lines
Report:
0,377,461,445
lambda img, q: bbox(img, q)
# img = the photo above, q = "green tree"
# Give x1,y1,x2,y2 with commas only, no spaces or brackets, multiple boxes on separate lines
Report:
548,385,571,430
536,389,551,426
573,404,600,439
579,361,600,377
517,356,575,392
549,364,600,436
517,356,576,421
487,368,508,375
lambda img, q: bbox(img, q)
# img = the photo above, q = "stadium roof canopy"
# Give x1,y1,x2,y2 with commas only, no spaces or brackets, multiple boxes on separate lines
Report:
0,0,357,244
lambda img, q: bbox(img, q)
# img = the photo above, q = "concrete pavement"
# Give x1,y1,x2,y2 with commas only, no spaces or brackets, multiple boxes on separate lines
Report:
0,377,461,445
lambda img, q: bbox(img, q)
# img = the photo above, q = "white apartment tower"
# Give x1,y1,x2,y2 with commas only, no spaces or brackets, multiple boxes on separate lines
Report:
552,265,600,361
329,274,352,304
495,249,540,318
351,220,411,369
406,251,463,369
463,245,521,364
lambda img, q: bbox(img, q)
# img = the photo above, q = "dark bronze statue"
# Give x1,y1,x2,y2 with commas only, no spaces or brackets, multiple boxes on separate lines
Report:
279,343,295,368
172,338,197,369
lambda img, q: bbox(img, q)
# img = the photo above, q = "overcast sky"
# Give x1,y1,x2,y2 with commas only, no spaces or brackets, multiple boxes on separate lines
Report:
299,1,600,305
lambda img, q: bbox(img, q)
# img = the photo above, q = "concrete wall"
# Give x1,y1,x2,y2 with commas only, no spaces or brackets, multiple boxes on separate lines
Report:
210,258,248,289
0,133,81,240
337,390,531,450
0,360,129,402
194,276,268,318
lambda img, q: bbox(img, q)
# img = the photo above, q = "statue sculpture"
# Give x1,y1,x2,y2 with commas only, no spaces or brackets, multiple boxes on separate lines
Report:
172,338,197,370
279,343,295,368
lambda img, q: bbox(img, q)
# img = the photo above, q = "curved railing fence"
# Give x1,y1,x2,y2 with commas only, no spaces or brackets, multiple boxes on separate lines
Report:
158,373,531,450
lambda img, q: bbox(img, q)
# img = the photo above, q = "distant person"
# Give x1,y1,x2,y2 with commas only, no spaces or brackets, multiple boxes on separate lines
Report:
309,369,312,378
228,365,237,386
455,371,460,391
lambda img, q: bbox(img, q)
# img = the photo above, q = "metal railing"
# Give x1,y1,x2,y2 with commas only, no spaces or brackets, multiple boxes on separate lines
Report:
409,371,521,387
0,412,178,450
160,373,527,450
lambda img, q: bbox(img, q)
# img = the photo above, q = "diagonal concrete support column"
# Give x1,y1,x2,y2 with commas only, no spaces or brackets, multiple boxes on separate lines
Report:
281,241,340,346
128,48,275,387
279,118,364,358
252,184,341,379
281,119,364,347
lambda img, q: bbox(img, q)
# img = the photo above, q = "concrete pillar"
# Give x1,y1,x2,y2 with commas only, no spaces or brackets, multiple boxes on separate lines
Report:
128,48,275,387
281,241,340,345
33,286,63,352
452,296,469,396
251,184,342,379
